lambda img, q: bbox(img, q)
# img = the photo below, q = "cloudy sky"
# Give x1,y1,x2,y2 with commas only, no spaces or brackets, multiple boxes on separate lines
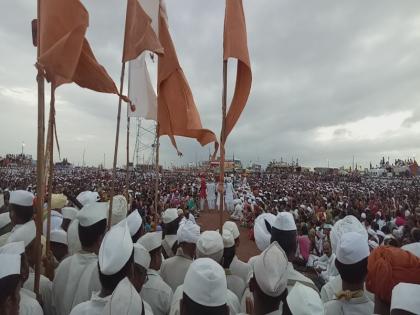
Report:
1,0,420,169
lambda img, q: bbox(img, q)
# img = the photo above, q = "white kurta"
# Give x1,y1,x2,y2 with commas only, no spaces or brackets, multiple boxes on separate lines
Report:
229,256,252,284
320,275,375,303
226,271,246,301
286,262,318,293
160,248,192,292
206,182,216,209
225,183,234,212
52,252,101,315
324,294,374,315
68,292,110,315
20,288,44,315
141,269,173,315
24,271,53,315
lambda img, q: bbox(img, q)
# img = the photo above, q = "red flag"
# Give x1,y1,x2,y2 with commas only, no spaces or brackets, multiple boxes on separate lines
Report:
122,0,163,63
223,0,252,143
157,8,218,153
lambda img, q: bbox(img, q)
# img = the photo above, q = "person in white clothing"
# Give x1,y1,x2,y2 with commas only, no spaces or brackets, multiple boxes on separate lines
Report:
284,282,324,315
53,202,108,315
206,180,216,210
161,208,181,259
390,283,420,315
225,179,234,213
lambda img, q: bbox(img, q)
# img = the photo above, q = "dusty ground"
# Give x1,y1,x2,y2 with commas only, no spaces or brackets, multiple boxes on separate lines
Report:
196,210,259,261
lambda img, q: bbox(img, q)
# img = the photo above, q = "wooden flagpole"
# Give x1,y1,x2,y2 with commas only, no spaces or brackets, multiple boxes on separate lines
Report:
108,62,126,230
34,0,45,297
219,60,228,233
154,123,160,228
125,114,130,204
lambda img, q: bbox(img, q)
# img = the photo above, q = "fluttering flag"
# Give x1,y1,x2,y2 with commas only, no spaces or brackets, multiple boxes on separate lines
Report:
128,0,161,120
222,0,252,144
157,6,218,153
38,0,123,98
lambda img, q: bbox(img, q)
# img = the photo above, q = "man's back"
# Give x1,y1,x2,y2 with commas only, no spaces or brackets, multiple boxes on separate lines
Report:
160,249,192,292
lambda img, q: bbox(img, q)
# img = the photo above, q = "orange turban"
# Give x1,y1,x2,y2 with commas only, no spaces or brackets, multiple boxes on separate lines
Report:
366,246,420,304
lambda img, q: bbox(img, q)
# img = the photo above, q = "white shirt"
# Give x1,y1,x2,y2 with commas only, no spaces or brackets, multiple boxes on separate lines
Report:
229,256,252,284
160,248,193,292
320,276,375,303
141,269,173,315
226,270,246,301
52,252,101,315
206,183,216,199
20,288,44,315
324,293,374,315
24,271,53,315
286,262,318,293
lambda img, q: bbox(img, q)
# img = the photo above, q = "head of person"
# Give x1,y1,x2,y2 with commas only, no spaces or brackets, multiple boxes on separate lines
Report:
8,190,34,226
335,232,370,287
138,231,162,270
222,221,240,248
127,210,143,243
390,283,420,315
77,202,108,253
162,208,180,235
282,282,324,315
61,207,78,232
7,220,37,268
269,212,297,261
0,241,29,284
249,242,288,314
98,221,134,295
131,243,150,293
50,229,68,262
177,220,200,259
323,241,332,257
222,230,235,269
196,231,224,264
254,213,276,252
0,254,21,315
3,191,10,206
180,258,229,315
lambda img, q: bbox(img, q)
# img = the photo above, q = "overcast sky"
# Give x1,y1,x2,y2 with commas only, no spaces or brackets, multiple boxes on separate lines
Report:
1,0,420,169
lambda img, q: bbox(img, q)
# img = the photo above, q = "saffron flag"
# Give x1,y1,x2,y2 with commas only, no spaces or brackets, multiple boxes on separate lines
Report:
157,7,218,151
222,0,252,144
38,0,122,97
128,0,160,120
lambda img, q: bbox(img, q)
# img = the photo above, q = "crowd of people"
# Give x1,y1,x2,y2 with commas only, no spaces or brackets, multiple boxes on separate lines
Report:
0,166,420,314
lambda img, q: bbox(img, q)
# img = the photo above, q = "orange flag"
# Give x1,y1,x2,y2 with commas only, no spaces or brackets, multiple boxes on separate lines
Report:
122,0,164,63
38,0,122,97
222,0,252,144
157,8,218,153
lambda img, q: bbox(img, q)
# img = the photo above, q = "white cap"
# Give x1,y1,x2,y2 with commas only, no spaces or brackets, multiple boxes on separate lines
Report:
99,220,133,275
336,232,370,264
77,202,108,227
223,221,240,239
62,207,78,221
7,220,36,247
137,232,162,252
102,277,143,315
196,231,224,256
50,229,68,245
402,242,420,258
368,240,379,250
9,190,34,207
0,212,11,229
0,254,21,279
76,191,99,206
287,282,324,315
67,219,81,255
43,210,63,235
272,212,296,231
405,210,411,218
177,208,184,216
222,229,235,248
177,220,200,244
162,208,179,224
111,195,128,226
253,242,288,297
391,283,420,313
254,213,276,251
51,194,68,209
133,243,151,269
330,215,368,254
184,258,227,307
0,241,25,255
127,210,142,237
361,213,366,219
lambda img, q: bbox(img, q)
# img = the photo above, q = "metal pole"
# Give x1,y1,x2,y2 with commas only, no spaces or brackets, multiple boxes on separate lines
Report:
219,60,228,233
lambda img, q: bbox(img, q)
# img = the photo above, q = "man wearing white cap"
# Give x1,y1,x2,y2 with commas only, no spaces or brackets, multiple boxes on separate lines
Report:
75,191,99,206
223,221,251,284
138,231,173,315
61,207,78,232
69,221,141,315
324,232,373,315
284,282,324,315
110,195,128,226
131,243,151,293
269,212,317,292
222,229,246,300
6,221,53,315
127,210,143,243
53,202,108,315
161,208,181,259
231,199,244,221
179,258,229,315
0,253,25,315
225,179,234,213
390,283,420,315
160,220,200,292
50,229,68,262
206,178,216,210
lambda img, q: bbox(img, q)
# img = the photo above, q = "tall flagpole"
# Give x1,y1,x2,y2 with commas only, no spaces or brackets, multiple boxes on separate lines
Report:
219,60,228,233
154,123,160,228
125,114,130,203
34,0,45,297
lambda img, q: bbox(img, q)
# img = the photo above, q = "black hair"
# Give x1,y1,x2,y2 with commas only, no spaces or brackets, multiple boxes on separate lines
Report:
412,228,420,242
270,228,297,257
164,217,180,235
99,250,134,292
0,274,20,305
222,246,235,269
381,225,390,235
78,219,107,248
301,224,308,235
335,257,368,284
10,204,33,223
182,293,229,315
